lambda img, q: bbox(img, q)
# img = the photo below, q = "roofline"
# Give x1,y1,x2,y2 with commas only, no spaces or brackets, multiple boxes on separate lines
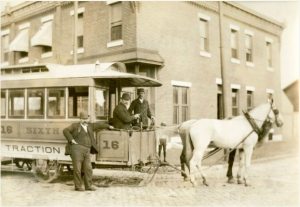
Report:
1,63,59,69
1,1,36,17
226,1,285,28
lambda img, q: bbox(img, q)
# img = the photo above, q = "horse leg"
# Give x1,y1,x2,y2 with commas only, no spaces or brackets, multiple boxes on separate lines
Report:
189,150,201,187
243,146,254,187
237,149,245,184
180,151,189,181
226,149,236,184
195,150,208,186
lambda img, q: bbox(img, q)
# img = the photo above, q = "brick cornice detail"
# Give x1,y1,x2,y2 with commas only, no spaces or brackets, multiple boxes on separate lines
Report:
187,1,283,36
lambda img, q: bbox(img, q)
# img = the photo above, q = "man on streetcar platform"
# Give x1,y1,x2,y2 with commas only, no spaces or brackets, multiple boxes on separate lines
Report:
113,93,140,130
128,88,155,128
63,112,114,191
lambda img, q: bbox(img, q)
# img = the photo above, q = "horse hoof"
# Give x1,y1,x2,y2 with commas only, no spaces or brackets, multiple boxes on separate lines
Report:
237,179,244,184
183,177,190,182
245,183,251,187
227,178,235,184
203,180,209,186
191,182,198,187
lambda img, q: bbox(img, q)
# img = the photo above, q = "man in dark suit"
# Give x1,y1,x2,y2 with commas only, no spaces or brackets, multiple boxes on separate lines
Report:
128,88,155,128
63,112,113,191
113,93,140,130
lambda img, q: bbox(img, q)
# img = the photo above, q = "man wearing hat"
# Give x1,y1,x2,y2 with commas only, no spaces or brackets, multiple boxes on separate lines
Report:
128,88,155,127
113,93,140,129
63,111,114,191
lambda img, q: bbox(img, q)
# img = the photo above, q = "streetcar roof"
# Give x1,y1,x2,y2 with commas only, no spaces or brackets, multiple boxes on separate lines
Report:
1,62,162,87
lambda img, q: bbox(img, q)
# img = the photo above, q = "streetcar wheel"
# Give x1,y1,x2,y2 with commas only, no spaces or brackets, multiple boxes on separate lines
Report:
32,159,59,183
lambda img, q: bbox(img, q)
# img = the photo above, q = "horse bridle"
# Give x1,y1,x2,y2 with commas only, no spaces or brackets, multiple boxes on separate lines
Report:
267,102,280,124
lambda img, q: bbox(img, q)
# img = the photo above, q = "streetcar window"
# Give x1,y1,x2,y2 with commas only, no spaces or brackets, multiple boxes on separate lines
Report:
8,90,25,118
48,88,65,118
1,90,6,118
95,88,108,120
68,87,88,118
27,89,44,118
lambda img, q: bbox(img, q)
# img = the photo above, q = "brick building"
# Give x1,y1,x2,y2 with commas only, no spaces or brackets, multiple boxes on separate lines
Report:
1,1,285,138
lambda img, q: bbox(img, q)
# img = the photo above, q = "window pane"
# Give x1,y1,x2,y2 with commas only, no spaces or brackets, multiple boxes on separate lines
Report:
111,2,122,23
173,87,178,104
247,91,252,108
68,87,88,118
28,89,44,117
9,90,25,117
111,25,122,41
77,14,83,36
1,90,6,117
232,108,238,116
182,106,188,122
2,35,9,51
231,30,237,49
95,89,108,119
77,36,83,48
200,38,205,51
199,20,206,38
48,89,65,117
182,87,187,104
232,89,238,107
245,35,252,49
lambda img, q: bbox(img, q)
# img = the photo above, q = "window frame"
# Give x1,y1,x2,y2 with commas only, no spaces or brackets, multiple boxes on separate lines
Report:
27,88,45,119
232,88,239,116
231,29,239,59
8,89,26,119
47,88,66,119
109,2,123,41
173,86,190,124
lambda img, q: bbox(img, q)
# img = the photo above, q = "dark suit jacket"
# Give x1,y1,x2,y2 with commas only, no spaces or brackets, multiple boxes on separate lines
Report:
63,122,109,154
128,99,152,126
113,103,136,130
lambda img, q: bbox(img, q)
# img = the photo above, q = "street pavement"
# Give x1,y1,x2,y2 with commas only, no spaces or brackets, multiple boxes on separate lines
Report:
1,152,299,206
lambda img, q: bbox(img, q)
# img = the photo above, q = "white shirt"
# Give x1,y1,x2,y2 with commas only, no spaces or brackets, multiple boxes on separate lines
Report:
139,99,144,103
81,123,88,132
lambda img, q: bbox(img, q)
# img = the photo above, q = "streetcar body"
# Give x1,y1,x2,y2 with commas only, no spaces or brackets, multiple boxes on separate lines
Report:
1,62,161,181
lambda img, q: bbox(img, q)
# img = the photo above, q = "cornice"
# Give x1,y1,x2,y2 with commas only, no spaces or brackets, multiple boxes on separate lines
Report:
187,1,284,36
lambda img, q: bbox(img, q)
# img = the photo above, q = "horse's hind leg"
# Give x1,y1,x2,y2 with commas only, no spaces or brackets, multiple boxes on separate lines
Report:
195,151,208,186
189,149,205,186
180,151,189,181
237,149,245,184
227,149,236,184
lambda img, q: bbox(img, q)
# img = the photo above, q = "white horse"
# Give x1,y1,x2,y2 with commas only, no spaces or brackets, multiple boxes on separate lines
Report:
179,99,284,187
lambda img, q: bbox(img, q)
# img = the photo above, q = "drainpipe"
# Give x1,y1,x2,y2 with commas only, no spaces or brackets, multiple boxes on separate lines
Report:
73,1,78,65
218,1,227,119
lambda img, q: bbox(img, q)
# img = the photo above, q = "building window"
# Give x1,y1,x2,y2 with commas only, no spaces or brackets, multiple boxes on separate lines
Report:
27,89,44,118
246,35,252,62
247,91,253,111
8,90,25,118
266,42,272,67
2,34,9,62
1,90,6,118
231,29,238,59
173,86,189,124
48,88,65,118
232,89,239,116
77,13,84,48
199,19,208,52
20,51,28,59
110,2,122,41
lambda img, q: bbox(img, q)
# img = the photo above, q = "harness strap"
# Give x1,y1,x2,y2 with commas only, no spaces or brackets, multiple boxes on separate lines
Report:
243,110,261,136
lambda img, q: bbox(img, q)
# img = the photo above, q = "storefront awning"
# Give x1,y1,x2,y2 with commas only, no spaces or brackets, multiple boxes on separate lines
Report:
31,21,52,47
9,29,29,52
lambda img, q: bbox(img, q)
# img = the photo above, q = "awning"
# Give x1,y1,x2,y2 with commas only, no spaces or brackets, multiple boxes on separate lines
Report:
9,29,29,52
31,21,52,47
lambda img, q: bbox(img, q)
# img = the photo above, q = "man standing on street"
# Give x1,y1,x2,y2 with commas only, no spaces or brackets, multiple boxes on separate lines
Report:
129,88,155,128
113,93,140,130
63,111,113,191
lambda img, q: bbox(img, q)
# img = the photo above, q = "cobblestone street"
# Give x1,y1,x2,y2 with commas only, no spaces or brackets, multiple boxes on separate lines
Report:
1,154,299,206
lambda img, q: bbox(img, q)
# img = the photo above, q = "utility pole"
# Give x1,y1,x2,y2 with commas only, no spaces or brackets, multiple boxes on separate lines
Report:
218,1,227,119
73,1,78,65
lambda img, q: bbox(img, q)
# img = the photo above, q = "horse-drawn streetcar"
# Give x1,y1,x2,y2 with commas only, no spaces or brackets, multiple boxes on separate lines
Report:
1,62,161,183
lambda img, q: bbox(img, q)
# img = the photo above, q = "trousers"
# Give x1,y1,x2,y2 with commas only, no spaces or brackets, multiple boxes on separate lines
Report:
70,144,93,189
